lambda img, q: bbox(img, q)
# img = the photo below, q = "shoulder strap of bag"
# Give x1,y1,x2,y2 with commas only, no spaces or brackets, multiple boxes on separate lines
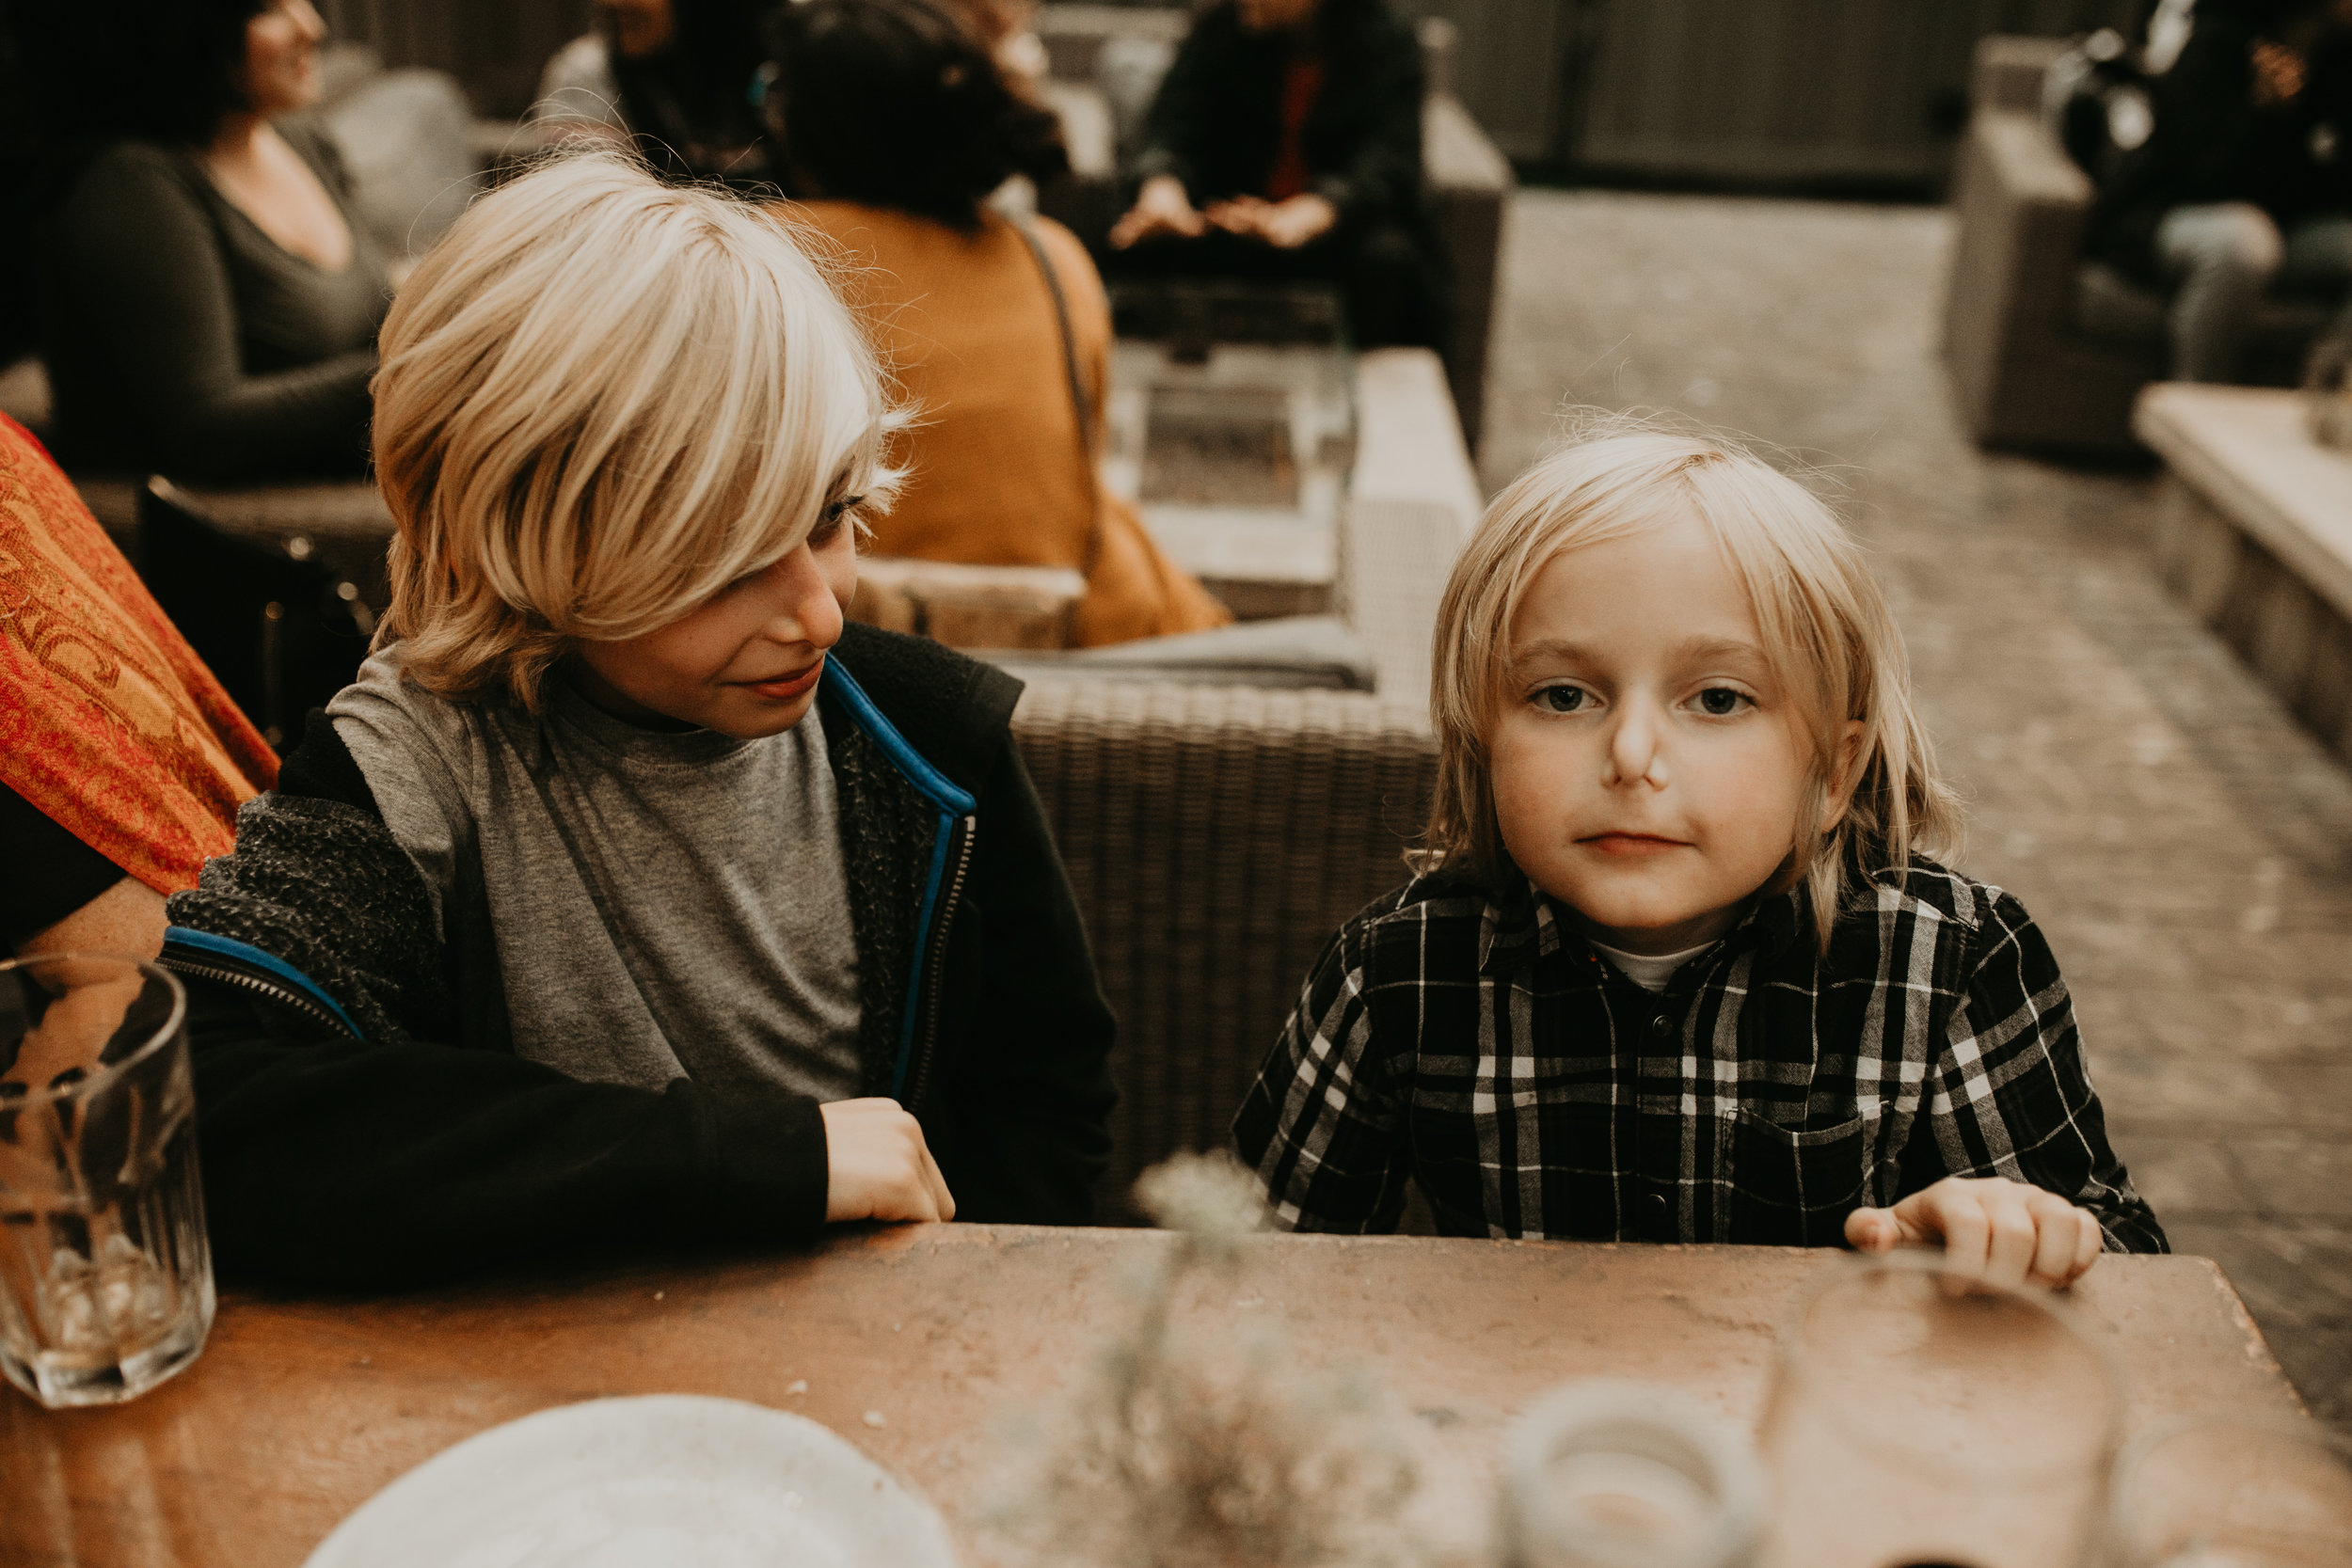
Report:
1010,214,1104,580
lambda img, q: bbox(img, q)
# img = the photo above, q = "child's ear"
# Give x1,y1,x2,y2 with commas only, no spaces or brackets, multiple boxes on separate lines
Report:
1820,720,1867,833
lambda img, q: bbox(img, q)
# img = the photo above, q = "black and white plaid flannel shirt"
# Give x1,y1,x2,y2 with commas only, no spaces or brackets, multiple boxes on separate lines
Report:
1233,858,2166,1252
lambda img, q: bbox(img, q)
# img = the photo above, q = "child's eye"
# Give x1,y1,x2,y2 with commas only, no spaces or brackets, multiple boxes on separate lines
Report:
1693,687,1751,717
1534,684,1589,714
808,495,863,546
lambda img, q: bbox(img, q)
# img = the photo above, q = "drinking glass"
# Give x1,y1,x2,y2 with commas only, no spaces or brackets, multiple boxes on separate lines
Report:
1499,1379,1767,1568
1758,1251,2122,1568
0,954,213,1406
2109,1413,2352,1567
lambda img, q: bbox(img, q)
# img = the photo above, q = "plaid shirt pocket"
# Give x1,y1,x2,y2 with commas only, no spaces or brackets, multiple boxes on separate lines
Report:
1725,1109,1872,1246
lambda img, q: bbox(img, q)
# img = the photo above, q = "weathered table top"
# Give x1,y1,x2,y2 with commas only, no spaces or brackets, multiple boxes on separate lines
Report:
2134,382,2352,623
0,1226,2301,1568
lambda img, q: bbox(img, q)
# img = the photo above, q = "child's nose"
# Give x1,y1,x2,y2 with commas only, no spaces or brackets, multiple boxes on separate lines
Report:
762,546,843,647
1605,704,1668,788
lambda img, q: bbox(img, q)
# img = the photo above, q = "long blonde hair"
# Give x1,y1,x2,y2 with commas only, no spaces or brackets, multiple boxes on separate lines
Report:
1422,424,1963,949
371,151,901,709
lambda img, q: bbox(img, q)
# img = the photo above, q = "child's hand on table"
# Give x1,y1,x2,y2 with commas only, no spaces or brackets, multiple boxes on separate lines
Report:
1845,1175,2104,1289
821,1099,957,1224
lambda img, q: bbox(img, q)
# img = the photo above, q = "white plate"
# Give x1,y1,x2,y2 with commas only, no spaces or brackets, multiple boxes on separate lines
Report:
302,1394,959,1568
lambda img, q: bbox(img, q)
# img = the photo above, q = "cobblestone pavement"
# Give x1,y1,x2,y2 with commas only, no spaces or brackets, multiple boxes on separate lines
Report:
1480,188,2352,1426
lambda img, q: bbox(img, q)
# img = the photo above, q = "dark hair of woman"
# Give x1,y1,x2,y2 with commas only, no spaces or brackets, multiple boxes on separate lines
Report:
767,0,1068,229
2,0,265,152
611,0,772,182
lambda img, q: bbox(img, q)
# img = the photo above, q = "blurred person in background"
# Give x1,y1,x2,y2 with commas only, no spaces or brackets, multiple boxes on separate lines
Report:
769,0,1230,646
1104,0,1440,348
6,0,389,482
2091,0,2352,381
0,412,278,963
532,0,771,185
941,0,1051,94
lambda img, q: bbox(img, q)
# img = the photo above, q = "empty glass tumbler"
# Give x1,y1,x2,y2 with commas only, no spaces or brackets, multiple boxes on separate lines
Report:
1759,1252,2122,1568
2109,1413,2352,1567
1499,1379,1767,1568
0,954,213,1407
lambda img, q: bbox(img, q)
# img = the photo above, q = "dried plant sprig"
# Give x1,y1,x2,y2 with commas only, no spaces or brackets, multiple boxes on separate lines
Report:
980,1153,1431,1568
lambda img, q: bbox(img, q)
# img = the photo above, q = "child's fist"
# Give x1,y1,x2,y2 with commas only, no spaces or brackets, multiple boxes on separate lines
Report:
1843,1176,2104,1290
821,1098,956,1225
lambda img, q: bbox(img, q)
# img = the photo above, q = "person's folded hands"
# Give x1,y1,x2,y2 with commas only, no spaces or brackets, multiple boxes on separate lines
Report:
1108,175,1209,249
1254,192,1337,248
1204,195,1269,235
1844,1175,2105,1290
821,1097,956,1224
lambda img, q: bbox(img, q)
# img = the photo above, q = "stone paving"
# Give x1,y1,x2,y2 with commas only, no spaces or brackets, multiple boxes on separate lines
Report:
1479,188,2352,1426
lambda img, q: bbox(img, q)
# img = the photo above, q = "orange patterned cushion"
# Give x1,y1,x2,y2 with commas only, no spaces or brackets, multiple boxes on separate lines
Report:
0,415,276,894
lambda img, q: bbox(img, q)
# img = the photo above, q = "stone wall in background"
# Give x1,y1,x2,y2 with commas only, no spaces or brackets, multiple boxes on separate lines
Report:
1392,0,2146,187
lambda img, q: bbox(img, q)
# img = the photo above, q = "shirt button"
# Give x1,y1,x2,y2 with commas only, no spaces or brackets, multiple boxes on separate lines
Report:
1649,1015,1675,1041
1646,1191,1671,1231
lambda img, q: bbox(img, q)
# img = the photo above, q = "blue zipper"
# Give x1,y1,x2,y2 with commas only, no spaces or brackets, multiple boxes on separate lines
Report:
820,660,977,1101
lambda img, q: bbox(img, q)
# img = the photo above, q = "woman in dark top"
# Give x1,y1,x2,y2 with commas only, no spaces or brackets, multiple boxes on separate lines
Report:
11,0,390,480
1104,0,1440,347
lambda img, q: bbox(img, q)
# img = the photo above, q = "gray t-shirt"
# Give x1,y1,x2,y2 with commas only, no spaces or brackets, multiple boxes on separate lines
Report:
327,648,864,1103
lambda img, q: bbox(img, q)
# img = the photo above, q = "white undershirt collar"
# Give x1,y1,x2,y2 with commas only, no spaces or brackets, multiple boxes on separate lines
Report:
1584,938,1715,993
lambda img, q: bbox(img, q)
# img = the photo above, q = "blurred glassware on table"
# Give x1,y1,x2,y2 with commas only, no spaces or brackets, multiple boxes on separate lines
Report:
2108,1413,2352,1568
0,954,211,1408
2301,329,2352,451
1499,1379,1766,1568
1758,1252,2122,1568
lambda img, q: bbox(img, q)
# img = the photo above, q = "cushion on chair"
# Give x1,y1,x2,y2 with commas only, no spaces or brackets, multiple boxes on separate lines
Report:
324,69,485,259
2074,261,2169,344
981,613,1378,689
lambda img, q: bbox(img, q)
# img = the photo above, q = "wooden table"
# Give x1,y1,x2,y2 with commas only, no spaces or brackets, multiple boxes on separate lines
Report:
0,1226,2303,1567
2134,382,2352,767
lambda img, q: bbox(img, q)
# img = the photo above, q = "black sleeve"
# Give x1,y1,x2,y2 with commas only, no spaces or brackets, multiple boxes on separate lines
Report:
2095,19,2256,241
1130,17,1224,195
1901,890,2167,1256
46,146,373,481
930,738,1117,1225
0,778,130,951
172,712,834,1289
1313,15,1425,229
187,980,831,1289
2141,24,2257,205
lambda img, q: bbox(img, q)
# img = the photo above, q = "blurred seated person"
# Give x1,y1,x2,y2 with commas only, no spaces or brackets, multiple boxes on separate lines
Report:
1105,0,1440,348
532,0,771,185
770,0,1230,645
2090,0,2352,381
11,0,388,482
0,414,278,963
947,0,1051,95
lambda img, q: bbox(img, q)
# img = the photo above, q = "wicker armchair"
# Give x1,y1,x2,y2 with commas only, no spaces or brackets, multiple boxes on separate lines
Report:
1014,682,1434,1213
1006,345,1477,1212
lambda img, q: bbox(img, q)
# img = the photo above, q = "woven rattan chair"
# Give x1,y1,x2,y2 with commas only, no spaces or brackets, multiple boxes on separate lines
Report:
1009,345,1479,1214
1014,682,1435,1215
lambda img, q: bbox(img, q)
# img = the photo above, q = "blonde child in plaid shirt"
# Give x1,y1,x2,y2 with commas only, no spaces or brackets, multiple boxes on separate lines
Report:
1235,427,2162,1283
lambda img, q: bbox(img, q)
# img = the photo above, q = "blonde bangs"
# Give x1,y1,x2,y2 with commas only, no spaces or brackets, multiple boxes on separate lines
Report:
372,150,901,709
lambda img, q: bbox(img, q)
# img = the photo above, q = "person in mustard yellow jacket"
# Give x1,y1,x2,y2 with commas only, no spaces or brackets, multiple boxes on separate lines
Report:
768,0,1230,646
